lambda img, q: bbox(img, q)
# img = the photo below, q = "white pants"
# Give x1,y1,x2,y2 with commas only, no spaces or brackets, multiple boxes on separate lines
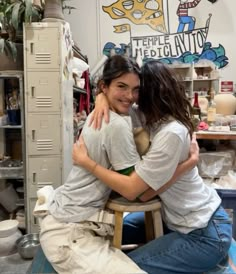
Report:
40,215,146,274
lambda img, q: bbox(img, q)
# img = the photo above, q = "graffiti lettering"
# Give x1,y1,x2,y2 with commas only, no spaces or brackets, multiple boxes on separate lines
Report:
131,29,207,59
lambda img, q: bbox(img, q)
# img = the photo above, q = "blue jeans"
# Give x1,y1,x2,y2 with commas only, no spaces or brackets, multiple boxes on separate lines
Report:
177,16,195,32
124,206,232,274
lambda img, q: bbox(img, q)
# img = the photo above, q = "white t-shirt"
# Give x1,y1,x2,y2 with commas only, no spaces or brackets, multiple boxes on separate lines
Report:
49,111,140,223
135,119,221,234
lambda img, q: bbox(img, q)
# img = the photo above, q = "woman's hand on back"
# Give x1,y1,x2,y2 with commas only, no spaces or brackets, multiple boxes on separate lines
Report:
89,93,110,129
73,136,89,167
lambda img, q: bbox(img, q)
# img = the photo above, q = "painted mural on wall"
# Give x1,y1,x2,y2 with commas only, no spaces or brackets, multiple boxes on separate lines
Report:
101,0,228,68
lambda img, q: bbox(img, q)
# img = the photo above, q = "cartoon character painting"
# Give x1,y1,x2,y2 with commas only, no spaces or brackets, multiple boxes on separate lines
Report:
176,0,202,33
100,0,227,68
102,0,168,33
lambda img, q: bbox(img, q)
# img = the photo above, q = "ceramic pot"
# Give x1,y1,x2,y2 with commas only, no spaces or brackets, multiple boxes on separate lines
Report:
0,220,22,257
214,93,236,115
43,0,64,21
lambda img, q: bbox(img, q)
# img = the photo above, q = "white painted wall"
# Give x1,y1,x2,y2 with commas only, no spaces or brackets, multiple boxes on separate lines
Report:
65,0,236,86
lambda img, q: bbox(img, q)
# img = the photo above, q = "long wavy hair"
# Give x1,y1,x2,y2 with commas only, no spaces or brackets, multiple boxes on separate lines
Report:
138,60,194,137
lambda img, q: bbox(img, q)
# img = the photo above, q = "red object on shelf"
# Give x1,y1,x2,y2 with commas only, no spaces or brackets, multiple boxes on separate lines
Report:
197,121,209,130
193,92,200,108
221,81,233,92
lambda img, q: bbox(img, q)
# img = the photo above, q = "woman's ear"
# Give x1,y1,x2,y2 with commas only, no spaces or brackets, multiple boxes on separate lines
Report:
100,82,108,95
96,80,107,95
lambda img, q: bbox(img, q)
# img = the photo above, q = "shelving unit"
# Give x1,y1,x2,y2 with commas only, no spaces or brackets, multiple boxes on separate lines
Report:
0,70,26,227
171,62,220,99
196,130,236,238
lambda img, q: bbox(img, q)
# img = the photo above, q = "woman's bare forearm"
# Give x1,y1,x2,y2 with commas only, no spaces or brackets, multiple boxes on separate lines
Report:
89,93,110,129
80,155,149,200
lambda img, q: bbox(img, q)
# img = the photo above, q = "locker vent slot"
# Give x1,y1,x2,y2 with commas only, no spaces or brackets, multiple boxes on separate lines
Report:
35,53,51,64
37,140,53,150
36,97,53,108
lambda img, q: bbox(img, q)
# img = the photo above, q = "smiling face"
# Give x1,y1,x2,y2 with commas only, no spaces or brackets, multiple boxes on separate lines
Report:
102,72,140,115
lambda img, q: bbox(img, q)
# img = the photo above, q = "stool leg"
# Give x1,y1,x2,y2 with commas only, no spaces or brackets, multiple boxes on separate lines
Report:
152,209,163,238
145,211,154,242
113,211,123,249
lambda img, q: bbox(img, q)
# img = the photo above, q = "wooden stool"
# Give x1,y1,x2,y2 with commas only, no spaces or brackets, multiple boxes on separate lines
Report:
105,196,163,249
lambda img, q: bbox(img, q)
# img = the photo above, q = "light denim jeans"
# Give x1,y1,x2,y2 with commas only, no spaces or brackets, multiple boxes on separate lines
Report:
177,16,195,32
123,206,232,274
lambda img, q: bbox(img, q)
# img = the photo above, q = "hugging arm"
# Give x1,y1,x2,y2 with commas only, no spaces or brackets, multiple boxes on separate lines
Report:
89,93,110,129
139,133,199,201
73,139,148,200
73,134,199,201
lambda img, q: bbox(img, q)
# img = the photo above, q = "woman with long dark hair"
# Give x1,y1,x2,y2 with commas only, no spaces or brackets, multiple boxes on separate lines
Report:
73,60,232,274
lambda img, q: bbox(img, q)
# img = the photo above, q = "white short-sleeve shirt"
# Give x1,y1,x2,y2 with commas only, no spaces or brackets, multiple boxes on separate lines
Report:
49,111,140,223
135,119,221,233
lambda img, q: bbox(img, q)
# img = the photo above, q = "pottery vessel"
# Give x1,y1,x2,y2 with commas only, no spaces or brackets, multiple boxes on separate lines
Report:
0,220,22,257
43,0,64,21
214,92,236,115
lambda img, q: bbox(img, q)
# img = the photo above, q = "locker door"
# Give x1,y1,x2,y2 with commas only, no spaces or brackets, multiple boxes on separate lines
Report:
26,71,61,112
28,197,39,233
25,26,60,70
27,156,62,195
27,113,61,155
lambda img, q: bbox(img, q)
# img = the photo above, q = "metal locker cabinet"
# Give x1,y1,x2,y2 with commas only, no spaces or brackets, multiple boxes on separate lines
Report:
27,156,62,233
25,71,61,112
27,156,62,194
26,113,61,156
24,22,74,232
24,23,60,70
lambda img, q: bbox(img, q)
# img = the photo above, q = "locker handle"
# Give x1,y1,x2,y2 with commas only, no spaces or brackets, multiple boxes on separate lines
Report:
30,42,34,54
31,86,35,98
32,130,36,141
32,172,37,184
33,216,37,225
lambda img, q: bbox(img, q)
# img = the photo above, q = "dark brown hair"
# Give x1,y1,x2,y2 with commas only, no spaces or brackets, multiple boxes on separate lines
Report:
138,60,194,136
97,55,140,92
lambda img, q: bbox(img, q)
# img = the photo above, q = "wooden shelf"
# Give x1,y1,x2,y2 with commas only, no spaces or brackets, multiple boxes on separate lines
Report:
0,71,23,78
0,125,22,129
196,131,236,140
193,78,219,81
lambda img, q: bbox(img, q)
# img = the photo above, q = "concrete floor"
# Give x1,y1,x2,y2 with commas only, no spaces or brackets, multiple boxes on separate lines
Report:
0,252,32,274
